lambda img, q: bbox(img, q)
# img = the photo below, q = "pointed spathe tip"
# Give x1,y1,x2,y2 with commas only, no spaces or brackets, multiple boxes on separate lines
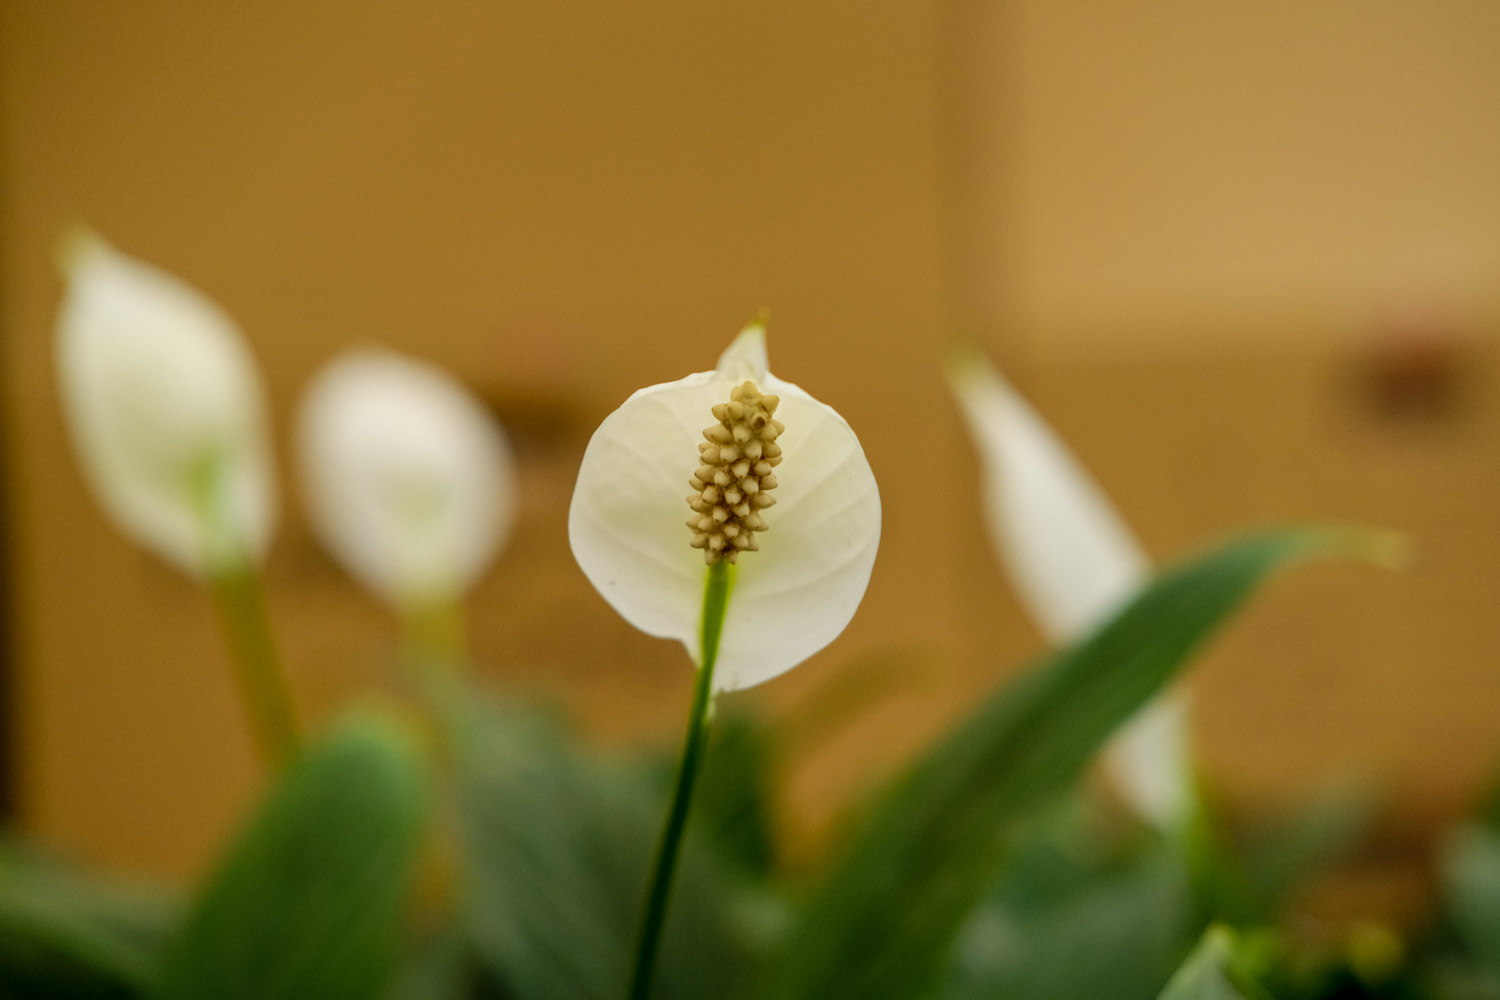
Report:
942,340,1015,395
716,315,770,382
56,224,110,280
943,343,1025,423
940,337,982,372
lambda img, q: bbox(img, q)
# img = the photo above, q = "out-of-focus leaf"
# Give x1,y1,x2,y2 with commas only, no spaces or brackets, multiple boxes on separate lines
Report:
1419,758,1500,999
379,927,483,1000
1181,798,1260,927
763,529,1385,1000
0,842,179,999
449,696,768,1000
1442,826,1500,977
946,835,1194,1000
1417,960,1500,1000
154,713,427,1000
690,706,779,877
1158,928,1257,1000
1238,785,1377,916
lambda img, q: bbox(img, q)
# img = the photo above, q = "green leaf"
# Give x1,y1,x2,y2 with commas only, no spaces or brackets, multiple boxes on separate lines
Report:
0,842,179,999
945,831,1195,1000
154,713,427,1000
1157,928,1257,1000
1238,784,1376,917
449,696,765,1000
1423,759,1500,997
687,705,780,877
378,927,480,1000
1443,826,1500,977
764,528,1384,1000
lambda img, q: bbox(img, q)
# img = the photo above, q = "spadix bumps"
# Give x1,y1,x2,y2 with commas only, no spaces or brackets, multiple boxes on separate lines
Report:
687,381,782,564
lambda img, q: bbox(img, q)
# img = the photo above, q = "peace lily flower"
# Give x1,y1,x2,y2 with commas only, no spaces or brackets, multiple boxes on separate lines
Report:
946,347,1193,830
296,348,517,613
569,321,881,692
54,230,276,577
571,320,879,999
54,230,297,764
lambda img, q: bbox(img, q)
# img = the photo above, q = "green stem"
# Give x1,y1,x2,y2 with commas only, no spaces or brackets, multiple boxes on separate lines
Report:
400,595,469,674
398,595,470,716
627,558,734,1000
207,561,301,767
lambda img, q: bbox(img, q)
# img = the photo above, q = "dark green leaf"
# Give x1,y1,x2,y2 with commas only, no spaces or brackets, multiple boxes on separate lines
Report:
764,529,1382,1000
946,833,1194,1000
1238,784,1376,917
379,926,483,1000
1180,797,1260,927
154,713,427,1000
1420,760,1500,998
1443,826,1500,977
690,706,780,877
449,696,767,1000
0,842,178,999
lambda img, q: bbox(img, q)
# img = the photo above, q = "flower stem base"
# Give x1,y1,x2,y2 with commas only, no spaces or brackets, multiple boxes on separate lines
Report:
208,561,301,767
627,557,734,1000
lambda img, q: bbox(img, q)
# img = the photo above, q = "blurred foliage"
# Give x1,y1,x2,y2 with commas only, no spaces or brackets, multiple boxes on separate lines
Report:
6,527,1496,1000
0,841,178,999
446,696,769,1000
761,530,1360,1000
154,715,428,1000
1157,927,1264,1000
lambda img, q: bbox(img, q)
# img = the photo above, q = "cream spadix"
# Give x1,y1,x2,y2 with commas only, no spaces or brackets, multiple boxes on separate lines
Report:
296,349,517,608
54,231,276,576
569,323,880,692
947,349,1192,829
686,379,782,564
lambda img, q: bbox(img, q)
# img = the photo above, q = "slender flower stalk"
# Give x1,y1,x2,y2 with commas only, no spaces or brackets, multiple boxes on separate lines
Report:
399,596,471,675
569,321,880,997
627,558,733,1000
55,231,299,765
947,347,1194,829
206,560,301,765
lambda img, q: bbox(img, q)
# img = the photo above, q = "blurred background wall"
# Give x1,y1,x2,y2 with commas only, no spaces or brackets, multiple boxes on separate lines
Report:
0,0,1497,891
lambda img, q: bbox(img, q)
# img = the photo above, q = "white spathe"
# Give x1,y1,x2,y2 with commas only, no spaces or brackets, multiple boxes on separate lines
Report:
54,231,276,576
569,324,881,692
947,349,1192,829
297,348,517,608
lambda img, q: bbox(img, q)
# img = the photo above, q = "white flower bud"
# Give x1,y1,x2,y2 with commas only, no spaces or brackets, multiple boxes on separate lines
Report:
54,231,276,576
296,348,516,607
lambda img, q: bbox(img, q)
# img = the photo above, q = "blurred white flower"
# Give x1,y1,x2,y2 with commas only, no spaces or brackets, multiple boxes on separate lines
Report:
54,230,276,576
569,323,881,692
947,349,1192,829
296,349,517,609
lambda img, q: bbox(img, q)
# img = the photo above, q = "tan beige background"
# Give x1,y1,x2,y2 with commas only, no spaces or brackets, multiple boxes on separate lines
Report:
1,1,1498,890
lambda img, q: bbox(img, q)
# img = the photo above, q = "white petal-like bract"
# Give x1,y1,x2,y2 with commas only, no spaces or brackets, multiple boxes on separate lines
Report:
569,324,881,692
948,350,1192,828
54,231,276,576
297,349,517,607
948,353,1148,636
